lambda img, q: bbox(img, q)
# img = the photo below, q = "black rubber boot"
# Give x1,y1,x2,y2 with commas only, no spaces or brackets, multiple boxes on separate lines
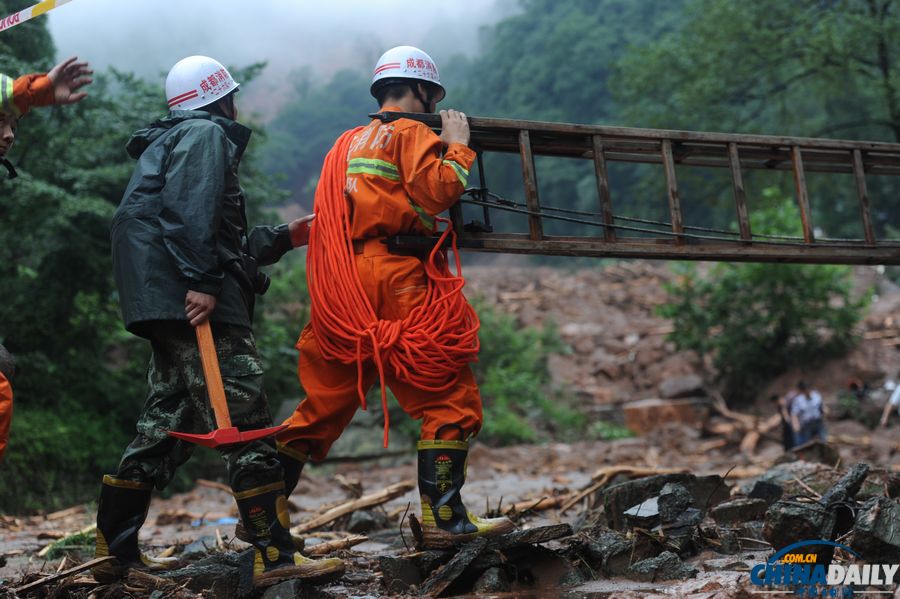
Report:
235,443,307,547
234,482,344,588
92,475,178,582
417,439,515,549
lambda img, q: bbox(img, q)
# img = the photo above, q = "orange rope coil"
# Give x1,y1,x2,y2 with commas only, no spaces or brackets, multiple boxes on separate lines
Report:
305,128,480,446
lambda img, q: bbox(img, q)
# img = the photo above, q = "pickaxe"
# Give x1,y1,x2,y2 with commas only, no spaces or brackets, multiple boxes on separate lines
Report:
168,320,286,448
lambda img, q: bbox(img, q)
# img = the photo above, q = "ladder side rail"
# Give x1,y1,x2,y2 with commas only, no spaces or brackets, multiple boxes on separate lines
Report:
518,129,544,240
728,143,752,242
791,146,815,244
592,135,616,242
661,139,685,244
852,149,877,245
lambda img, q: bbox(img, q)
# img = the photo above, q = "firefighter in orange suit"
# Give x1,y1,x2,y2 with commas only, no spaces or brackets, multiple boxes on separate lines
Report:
0,58,92,463
0,344,13,463
276,46,514,549
1,57,93,179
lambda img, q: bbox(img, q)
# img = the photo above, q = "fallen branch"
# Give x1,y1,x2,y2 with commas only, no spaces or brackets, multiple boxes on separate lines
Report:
13,556,114,594
196,478,231,493
45,505,87,521
306,534,368,555
291,479,414,534
501,494,570,516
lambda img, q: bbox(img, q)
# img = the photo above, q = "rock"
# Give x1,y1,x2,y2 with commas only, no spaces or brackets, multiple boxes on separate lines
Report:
748,480,783,505
160,549,255,598
624,496,660,528
658,483,694,522
603,473,731,530
347,510,384,534
622,398,709,435
763,501,836,558
181,535,217,558
378,555,422,593
581,530,660,576
262,580,337,599
710,498,769,525
627,551,698,582
888,474,900,499
658,374,704,399
473,567,510,593
848,497,900,562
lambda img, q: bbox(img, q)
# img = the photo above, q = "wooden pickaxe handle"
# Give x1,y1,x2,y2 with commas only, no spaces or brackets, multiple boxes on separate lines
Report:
195,320,233,429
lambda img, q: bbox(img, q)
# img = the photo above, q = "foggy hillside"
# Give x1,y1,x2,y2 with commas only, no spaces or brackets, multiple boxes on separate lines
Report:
47,0,517,119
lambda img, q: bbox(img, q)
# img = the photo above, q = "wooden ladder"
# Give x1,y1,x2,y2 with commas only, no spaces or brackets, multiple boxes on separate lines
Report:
370,112,900,265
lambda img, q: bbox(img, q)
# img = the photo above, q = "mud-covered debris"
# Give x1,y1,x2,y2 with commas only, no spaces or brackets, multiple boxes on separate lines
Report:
747,480,783,505
159,549,254,598
627,550,698,582
262,579,341,599
658,483,694,522
774,440,840,466
603,473,730,530
710,498,768,525
764,501,836,557
848,497,900,562
473,566,510,593
379,554,423,593
763,463,871,557
347,510,385,534
181,534,218,558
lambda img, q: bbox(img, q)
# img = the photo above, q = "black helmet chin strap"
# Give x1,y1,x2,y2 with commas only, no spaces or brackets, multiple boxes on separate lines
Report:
410,82,434,114
1,157,17,180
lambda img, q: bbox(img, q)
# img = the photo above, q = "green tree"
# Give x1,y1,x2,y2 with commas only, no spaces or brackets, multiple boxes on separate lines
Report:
659,194,868,403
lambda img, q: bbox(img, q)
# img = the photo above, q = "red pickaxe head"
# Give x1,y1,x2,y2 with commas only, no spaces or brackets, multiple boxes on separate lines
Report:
167,321,288,449
168,424,288,449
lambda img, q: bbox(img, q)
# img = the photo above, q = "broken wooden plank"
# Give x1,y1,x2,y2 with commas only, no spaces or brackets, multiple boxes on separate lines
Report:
791,146,815,243
419,537,488,597
592,135,616,242
13,556,115,594
291,479,414,534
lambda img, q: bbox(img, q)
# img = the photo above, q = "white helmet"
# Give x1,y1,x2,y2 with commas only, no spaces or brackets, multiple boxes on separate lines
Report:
370,45,445,102
165,55,239,111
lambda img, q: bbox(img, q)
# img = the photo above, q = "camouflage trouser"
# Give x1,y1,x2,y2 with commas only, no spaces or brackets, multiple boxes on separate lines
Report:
116,321,281,492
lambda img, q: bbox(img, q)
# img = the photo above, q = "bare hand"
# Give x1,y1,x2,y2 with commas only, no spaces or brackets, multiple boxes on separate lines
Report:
439,109,470,147
47,57,93,105
288,213,316,247
185,290,217,326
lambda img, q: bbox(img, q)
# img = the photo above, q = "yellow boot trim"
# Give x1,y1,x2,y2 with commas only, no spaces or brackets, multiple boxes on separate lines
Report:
102,475,151,490
276,442,309,463
419,495,437,527
417,439,468,451
94,529,110,558
232,481,285,500
276,495,291,529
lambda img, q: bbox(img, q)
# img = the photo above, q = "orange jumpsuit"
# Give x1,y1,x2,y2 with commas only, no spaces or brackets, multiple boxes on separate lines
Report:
0,372,12,463
2,73,55,117
279,106,481,460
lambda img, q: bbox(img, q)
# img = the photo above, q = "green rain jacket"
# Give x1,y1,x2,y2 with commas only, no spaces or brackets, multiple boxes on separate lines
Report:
111,110,292,338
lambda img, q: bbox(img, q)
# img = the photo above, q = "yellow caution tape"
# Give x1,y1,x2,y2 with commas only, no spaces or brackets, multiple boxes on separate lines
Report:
0,0,75,33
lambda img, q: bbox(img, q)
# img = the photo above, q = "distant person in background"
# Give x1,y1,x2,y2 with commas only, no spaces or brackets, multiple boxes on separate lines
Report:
879,378,900,428
790,380,827,445
1,56,93,179
0,344,14,464
771,393,795,451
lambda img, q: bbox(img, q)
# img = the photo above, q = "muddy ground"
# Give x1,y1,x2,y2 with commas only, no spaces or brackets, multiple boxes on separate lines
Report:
2,262,900,597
